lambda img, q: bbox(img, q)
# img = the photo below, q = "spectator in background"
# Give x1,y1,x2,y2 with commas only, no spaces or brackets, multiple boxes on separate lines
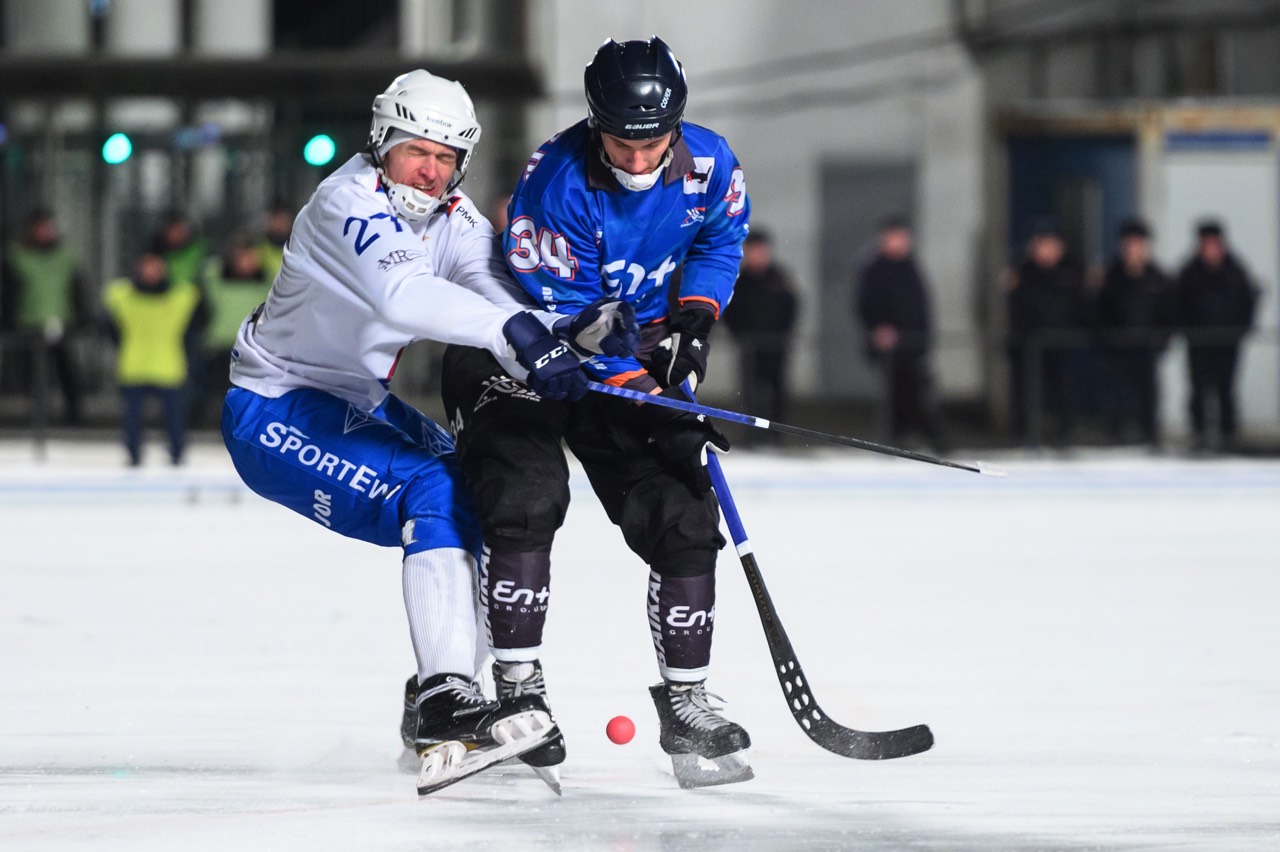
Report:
152,210,210,421
856,217,946,451
151,210,209,288
723,228,798,446
258,203,295,282
0,208,86,425
1095,218,1174,449
488,192,512,234
1005,220,1088,447
1176,220,1258,453
199,236,273,424
103,251,207,466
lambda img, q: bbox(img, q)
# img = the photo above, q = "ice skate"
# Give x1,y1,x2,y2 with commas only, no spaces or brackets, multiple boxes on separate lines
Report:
494,660,566,795
650,680,754,789
408,672,555,796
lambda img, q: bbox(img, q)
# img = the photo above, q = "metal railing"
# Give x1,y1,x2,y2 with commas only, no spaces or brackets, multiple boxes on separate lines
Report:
1006,325,1275,447
3,324,1278,457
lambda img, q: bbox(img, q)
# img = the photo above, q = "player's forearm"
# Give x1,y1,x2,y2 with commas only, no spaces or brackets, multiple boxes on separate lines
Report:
677,256,740,318
380,272,519,355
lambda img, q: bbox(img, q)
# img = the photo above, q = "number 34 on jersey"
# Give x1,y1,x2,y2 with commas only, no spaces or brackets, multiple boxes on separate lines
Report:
506,215,676,301
506,216,579,280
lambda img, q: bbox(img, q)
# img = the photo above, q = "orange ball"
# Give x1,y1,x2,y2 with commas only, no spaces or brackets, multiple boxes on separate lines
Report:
606,715,636,744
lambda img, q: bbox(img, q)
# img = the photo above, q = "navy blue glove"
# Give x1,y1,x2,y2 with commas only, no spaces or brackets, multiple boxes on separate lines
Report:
642,387,731,495
650,306,715,390
502,312,588,401
553,298,640,358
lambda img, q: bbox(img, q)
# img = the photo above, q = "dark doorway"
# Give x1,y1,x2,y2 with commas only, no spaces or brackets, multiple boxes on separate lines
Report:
818,160,916,399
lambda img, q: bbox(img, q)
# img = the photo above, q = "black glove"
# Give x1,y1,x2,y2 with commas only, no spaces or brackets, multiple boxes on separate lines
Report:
643,388,731,495
553,297,640,358
502,311,587,401
650,306,715,390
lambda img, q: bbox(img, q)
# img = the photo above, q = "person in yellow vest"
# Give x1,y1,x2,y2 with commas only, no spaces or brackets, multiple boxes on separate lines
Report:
1,208,87,424
103,251,207,466
150,210,210,423
257,203,295,283
199,235,273,424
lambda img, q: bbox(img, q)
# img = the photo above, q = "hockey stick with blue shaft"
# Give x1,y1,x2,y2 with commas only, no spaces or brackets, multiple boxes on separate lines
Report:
704,449,935,759
587,380,1004,476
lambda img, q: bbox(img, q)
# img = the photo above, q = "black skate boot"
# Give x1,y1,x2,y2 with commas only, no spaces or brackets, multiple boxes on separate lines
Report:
410,672,556,797
649,680,754,788
400,674,419,751
494,660,565,795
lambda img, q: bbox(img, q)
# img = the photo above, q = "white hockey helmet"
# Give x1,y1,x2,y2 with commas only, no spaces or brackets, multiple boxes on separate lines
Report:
368,70,482,216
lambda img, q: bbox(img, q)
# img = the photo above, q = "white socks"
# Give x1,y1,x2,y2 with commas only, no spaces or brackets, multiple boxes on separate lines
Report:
402,548,479,683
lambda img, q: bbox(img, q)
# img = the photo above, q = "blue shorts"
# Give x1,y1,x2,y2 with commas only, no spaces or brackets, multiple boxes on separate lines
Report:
222,386,481,556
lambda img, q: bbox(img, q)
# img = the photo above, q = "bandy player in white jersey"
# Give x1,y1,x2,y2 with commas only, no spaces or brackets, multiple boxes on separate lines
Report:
220,70,639,796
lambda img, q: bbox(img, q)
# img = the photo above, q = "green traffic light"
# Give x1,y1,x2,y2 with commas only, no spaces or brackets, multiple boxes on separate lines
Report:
102,132,133,164
303,134,336,167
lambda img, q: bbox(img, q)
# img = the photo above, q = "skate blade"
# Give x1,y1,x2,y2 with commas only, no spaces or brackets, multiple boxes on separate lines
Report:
530,764,562,796
417,740,468,794
416,710,554,797
670,751,755,789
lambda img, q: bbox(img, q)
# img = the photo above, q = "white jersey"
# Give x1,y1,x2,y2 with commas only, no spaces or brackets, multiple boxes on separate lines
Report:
230,155,548,411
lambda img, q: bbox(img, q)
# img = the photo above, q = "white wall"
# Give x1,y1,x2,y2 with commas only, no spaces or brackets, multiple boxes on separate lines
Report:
528,0,986,397
194,0,270,55
3,0,89,54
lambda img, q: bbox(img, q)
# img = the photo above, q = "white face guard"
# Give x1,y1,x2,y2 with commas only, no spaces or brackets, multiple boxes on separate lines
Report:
384,181,443,221
601,146,673,192
376,129,451,222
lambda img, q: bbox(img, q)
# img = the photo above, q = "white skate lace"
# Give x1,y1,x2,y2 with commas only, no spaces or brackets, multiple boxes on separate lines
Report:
498,663,546,699
418,675,488,708
671,684,731,731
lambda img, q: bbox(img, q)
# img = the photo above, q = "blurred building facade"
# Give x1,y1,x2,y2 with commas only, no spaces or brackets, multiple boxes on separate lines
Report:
2,0,1280,443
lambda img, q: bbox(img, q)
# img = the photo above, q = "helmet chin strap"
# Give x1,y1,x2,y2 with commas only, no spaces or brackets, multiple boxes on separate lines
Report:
602,146,673,192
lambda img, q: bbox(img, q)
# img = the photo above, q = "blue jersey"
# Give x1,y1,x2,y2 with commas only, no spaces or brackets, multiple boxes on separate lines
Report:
504,120,750,386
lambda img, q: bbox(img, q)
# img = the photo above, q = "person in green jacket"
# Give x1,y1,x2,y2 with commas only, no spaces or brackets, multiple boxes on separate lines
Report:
199,235,273,424
103,251,207,466
1,208,87,424
257,203,295,283
150,210,209,290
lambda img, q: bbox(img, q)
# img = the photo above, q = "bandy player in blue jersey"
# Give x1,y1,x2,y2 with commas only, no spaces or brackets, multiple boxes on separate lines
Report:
441,37,754,788
220,70,638,795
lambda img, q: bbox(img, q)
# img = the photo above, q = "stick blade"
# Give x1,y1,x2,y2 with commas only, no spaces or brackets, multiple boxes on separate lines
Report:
972,460,1008,477
802,717,934,760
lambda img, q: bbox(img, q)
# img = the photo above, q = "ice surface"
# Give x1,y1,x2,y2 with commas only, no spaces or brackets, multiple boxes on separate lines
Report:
2,439,1278,850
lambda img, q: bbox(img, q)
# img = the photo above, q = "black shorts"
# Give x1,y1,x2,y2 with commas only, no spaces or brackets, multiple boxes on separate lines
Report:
440,345,724,574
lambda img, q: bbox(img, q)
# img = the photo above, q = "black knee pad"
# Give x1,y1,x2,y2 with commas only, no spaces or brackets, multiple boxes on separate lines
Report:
473,455,569,551
649,549,718,580
441,345,572,551
618,481,725,573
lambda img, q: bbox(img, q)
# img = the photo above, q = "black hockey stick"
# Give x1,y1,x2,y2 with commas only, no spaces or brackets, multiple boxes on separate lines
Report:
587,381,1004,476
706,451,935,759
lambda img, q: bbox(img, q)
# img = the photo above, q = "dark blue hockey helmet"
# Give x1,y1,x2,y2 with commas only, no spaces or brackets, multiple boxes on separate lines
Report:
584,36,688,140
